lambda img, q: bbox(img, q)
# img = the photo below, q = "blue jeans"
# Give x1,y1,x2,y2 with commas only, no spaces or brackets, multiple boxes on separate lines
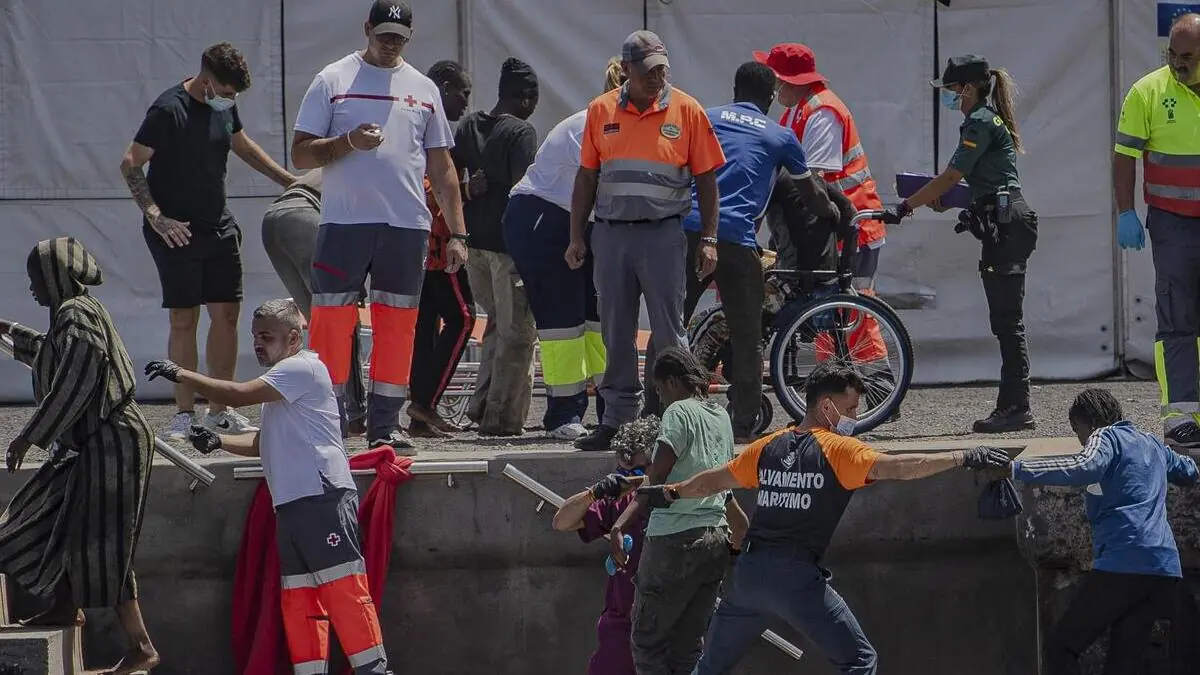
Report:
694,546,877,674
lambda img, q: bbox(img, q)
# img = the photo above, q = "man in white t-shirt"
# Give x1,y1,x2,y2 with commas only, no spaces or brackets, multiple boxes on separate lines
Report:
291,0,469,453
144,299,389,675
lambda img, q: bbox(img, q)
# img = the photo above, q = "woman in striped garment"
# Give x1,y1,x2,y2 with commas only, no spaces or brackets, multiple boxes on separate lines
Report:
0,237,158,674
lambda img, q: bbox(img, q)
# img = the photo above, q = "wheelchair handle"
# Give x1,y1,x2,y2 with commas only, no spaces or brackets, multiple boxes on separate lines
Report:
850,210,888,229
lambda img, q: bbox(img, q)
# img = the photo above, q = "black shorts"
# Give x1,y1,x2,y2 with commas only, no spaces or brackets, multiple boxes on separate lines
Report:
143,221,244,309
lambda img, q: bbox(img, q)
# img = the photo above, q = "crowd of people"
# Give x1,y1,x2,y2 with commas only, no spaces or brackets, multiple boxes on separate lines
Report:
1,1,1200,674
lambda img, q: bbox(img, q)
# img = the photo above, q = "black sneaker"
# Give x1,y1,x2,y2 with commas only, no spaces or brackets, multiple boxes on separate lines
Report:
1165,422,1200,451
574,424,618,452
370,429,417,456
972,406,1036,434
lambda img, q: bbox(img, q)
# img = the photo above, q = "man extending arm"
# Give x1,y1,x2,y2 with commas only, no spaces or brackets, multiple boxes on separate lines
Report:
232,131,296,187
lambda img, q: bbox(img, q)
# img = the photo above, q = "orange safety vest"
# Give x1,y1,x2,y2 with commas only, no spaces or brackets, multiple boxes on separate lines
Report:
781,85,885,248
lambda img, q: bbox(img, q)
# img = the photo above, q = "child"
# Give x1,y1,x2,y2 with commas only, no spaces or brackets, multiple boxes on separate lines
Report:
610,346,748,675
552,417,660,675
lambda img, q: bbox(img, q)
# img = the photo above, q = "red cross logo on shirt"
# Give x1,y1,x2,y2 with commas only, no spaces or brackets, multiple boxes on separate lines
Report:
326,533,341,547
403,95,417,107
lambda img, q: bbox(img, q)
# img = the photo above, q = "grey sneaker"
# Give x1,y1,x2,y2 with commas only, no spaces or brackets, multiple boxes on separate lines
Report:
161,411,194,441
202,409,259,434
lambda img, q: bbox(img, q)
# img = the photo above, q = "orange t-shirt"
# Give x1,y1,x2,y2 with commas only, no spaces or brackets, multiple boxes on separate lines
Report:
724,426,880,557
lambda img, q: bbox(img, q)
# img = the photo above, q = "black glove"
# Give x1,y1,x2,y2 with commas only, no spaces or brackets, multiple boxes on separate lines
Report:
145,359,182,383
636,484,679,509
188,425,222,454
880,201,912,225
961,446,1012,471
590,474,630,500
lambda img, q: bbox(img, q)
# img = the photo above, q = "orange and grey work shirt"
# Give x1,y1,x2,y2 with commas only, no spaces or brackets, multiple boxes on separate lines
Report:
726,427,880,560
1116,66,1200,217
580,83,726,222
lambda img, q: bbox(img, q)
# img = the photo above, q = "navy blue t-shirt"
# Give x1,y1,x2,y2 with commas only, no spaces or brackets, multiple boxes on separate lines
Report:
682,102,810,248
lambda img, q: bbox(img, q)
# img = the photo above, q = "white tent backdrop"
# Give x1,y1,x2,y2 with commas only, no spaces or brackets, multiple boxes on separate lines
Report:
0,0,1177,401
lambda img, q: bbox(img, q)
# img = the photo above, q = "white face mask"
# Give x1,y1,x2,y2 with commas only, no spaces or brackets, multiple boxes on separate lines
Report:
206,82,235,112
822,401,857,437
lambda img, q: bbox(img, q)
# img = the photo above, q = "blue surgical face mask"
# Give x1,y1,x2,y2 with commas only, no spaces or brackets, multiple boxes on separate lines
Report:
822,402,858,437
206,82,236,112
940,88,962,111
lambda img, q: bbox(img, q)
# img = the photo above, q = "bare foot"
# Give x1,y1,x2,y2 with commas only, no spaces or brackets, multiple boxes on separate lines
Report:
106,646,160,675
407,404,463,433
407,421,449,439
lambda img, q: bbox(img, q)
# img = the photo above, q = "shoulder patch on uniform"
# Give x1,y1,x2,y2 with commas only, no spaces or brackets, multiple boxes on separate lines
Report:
961,139,978,149
992,115,1003,126
661,123,681,139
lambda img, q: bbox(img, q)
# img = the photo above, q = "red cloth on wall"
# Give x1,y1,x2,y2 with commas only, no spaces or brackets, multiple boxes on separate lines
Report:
230,446,413,675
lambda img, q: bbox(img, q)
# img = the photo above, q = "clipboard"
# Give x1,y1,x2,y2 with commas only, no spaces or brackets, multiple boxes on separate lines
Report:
895,172,972,210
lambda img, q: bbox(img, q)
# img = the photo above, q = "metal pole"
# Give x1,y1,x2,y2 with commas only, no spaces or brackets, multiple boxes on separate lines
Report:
234,460,489,480
0,334,217,487
501,463,805,662
1109,0,1127,369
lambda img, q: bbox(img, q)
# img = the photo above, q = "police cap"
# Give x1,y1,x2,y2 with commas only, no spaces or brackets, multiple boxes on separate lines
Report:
931,54,990,88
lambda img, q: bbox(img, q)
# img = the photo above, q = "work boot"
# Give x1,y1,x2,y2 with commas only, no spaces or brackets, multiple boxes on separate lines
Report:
972,406,1035,434
1165,422,1200,451
574,424,618,452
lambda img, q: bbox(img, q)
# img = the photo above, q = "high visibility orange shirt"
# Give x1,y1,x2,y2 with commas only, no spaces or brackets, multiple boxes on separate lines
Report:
581,83,726,222
781,85,885,248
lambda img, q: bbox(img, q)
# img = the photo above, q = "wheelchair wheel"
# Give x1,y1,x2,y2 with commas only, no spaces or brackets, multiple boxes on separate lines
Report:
687,303,732,379
768,293,913,433
726,393,774,436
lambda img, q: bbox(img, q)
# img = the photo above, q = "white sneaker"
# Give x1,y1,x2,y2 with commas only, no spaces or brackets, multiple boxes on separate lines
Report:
548,422,588,441
202,409,259,434
161,412,194,441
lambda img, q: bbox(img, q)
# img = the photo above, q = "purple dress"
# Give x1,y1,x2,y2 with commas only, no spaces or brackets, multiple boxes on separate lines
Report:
578,492,647,675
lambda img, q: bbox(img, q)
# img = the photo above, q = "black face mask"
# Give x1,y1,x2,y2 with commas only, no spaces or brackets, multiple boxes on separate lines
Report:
616,466,645,478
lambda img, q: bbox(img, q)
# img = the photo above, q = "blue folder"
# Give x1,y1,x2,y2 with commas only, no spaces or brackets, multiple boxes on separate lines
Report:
895,173,972,210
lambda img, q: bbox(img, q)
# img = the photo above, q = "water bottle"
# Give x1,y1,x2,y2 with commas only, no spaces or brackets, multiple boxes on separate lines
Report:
604,534,634,576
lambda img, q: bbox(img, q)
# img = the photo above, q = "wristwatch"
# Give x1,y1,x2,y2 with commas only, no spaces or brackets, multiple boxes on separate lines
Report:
450,233,469,243
700,236,719,246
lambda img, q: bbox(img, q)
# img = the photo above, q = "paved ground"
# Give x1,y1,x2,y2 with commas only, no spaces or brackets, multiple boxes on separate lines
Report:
0,377,1161,463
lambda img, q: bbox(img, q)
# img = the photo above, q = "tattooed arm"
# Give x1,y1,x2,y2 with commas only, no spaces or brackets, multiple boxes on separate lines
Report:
120,141,191,248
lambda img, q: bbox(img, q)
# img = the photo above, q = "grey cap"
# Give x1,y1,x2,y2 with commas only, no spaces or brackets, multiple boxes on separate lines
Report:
622,30,669,73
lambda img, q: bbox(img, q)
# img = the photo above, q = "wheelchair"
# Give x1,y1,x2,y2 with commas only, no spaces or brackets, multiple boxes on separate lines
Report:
688,209,914,435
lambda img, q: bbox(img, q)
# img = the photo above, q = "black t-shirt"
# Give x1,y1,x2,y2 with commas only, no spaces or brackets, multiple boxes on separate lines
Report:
728,427,880,560
452,111,538,253
134,82,243,232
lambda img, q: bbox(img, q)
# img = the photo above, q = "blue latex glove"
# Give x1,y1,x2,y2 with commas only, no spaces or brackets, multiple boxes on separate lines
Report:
1118,210,1146,251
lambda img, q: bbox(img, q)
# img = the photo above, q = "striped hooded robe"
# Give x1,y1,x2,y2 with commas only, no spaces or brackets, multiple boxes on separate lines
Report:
0,237,154,608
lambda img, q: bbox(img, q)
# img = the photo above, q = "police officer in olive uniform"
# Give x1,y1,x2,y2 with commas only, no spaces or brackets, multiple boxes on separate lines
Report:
884,55,1038,433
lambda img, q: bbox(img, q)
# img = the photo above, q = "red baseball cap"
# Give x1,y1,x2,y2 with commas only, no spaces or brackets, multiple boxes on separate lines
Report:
753,43,827,86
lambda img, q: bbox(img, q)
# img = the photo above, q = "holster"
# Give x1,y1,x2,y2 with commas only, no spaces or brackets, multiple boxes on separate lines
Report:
955,206,999,247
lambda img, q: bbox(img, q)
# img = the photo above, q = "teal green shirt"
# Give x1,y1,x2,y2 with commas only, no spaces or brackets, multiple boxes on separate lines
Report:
950,102,1021,202
646,398,735,537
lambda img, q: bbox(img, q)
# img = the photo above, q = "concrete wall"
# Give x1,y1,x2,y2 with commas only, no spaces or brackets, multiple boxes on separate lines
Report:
0,452,1038,674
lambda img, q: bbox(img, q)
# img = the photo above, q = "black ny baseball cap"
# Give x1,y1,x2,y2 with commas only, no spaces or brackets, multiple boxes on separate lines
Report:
369,0,413,38
931,54,990,87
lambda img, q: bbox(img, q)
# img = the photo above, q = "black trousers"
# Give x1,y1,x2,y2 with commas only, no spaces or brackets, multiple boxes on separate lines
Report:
1047,570,1194,675
409,268,475,410
644,233,764,433
979,199,1038,410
